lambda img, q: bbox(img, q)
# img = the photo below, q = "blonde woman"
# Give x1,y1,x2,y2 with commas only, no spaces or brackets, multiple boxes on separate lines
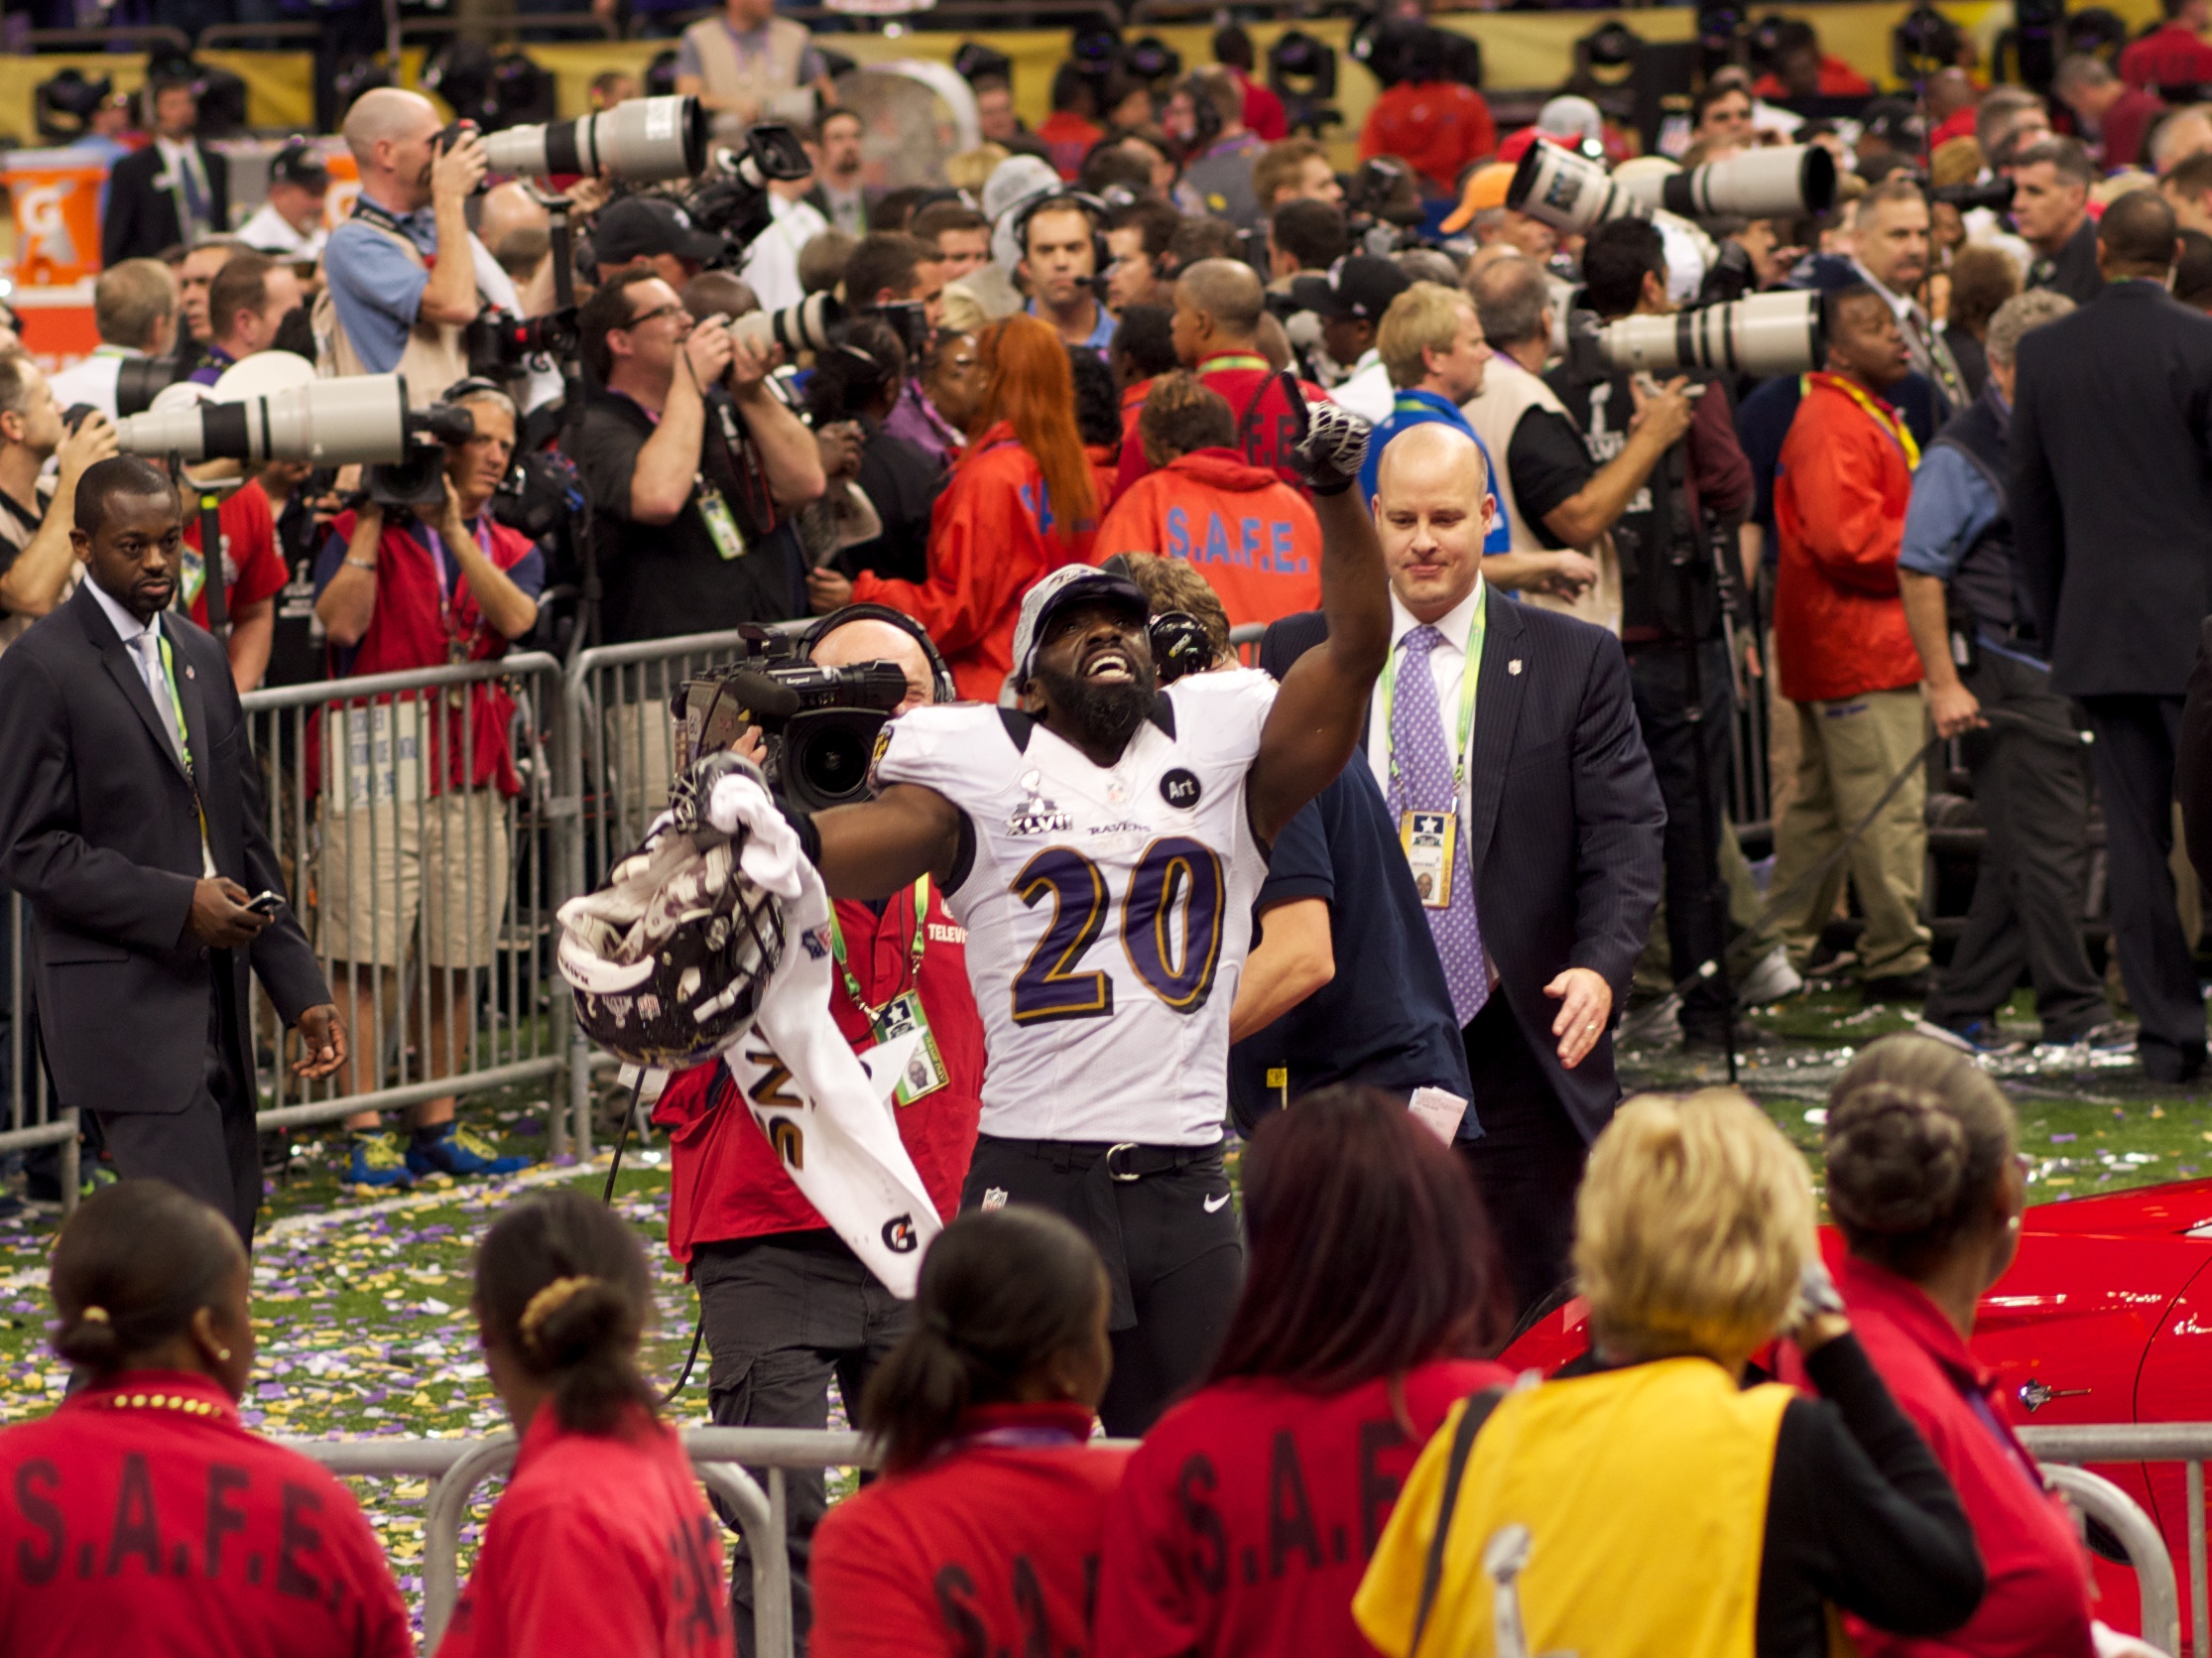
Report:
1355,1087,1985,1658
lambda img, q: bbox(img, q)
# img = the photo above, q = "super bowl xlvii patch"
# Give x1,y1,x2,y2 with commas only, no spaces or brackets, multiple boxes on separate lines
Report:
1007,768,1073,836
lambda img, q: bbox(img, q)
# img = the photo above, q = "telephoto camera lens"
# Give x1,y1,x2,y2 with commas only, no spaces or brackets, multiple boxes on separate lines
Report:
728,292,843,356
481,94,708,184
1591,290,1827,380
1510,142,1836,232
113,373,417,465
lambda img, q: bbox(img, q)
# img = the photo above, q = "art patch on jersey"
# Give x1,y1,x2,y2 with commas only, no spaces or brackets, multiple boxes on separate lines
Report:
1160,767,1202,810
1007,768,1074,836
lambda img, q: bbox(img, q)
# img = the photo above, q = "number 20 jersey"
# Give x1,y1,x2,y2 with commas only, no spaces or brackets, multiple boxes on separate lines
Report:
872,670,1279,1146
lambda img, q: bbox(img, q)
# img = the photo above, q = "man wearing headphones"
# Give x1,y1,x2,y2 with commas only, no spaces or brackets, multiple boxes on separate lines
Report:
1020,190,1116,355
649,604,985,1655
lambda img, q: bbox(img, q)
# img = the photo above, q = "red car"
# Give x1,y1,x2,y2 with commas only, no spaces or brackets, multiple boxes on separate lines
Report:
1499,1177,2212,1637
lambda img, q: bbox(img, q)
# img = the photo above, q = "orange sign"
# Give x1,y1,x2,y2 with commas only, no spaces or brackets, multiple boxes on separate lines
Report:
4,148,105,288
2,146,109,370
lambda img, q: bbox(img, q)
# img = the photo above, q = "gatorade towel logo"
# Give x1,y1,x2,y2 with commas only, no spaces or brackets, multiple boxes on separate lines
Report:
882,1213,920,1253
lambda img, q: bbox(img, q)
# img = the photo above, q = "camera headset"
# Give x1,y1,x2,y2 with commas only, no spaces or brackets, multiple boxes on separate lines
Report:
796,603,957,705
1011,187,1113,293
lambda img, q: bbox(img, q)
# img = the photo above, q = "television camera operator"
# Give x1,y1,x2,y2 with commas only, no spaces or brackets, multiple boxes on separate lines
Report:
647,606,983,1655
572,262,825,802
1533,219,1755,1053
310,379,545,1190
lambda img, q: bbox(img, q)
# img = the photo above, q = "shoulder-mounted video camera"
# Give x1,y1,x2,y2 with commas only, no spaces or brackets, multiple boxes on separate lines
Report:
675,628,910,813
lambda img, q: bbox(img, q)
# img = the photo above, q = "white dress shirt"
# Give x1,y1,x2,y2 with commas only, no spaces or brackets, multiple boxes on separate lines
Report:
1366,576,1499,986
1366,576,1485,829
89,578,215,876
155,137,215,237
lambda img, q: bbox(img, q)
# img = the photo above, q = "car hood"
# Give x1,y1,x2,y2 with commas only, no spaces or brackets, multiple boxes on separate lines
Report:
2019,1177,2212,1238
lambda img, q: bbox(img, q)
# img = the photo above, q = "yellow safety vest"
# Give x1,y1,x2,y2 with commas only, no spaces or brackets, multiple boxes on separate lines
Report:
1355,1357,1794,1658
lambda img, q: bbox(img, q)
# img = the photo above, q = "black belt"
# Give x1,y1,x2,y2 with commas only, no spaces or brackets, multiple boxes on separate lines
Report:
977,1134,1224,1331
980,1134,1220,1182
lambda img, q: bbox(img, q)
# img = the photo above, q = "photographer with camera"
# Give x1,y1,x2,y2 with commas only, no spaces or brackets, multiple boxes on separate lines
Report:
0,353,117,659
317,89,553,413
649,606,982,1655
1530,221,1756,1052
310,380,544,1190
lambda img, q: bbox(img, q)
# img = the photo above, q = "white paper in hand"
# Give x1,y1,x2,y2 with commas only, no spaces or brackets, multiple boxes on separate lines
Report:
1408,1086,1470,1146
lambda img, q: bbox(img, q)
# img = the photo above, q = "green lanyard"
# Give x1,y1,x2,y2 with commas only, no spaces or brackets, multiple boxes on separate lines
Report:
1197,353,1270,374
1379,595,1486,810
829,876,928,1023
154,630,194,777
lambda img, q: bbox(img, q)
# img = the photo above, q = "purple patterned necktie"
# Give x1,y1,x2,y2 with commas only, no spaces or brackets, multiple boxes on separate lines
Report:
1391,625,1489,1027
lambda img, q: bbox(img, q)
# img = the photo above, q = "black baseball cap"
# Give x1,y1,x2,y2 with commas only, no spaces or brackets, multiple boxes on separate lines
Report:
1859,97,1923,150
1290,255,1412,321
269,141,328,191
592,196,726,270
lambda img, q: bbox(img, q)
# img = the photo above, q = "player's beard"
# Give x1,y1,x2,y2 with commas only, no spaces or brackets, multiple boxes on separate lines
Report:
1035,659,1157,757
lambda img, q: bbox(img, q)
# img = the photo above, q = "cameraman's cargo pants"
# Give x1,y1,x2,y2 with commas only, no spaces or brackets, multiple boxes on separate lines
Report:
1768,688,1931,983
693,1230,910,1658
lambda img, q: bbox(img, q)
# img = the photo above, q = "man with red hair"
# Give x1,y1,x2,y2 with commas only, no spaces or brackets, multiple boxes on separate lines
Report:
807,316,1098,701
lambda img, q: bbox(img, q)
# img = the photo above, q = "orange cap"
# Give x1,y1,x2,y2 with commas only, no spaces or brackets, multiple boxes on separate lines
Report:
1440,162,1517,234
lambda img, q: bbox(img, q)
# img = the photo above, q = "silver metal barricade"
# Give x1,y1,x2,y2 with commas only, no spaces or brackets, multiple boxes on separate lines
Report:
2024,1423,2212,1657
242,655,572,1151
1229,621,1265,667
559,628,806,1154
0,891,77,1205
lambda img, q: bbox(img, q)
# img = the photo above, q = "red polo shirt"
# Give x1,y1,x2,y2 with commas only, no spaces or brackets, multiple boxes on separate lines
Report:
1358,80,1498,195
440,1403,731,1658
183,479,288,632
654,879,984,1261
0,1370,410,1658
1782,1246,2097,1658
810,1402,1132,1658
2121,22,2212,91
1094,1359,1511,1658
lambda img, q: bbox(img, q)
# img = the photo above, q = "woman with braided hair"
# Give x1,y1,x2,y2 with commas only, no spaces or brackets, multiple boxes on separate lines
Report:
808,1207,1129,1658
442,1189,732,1658
1793,1034,2159,1658
0,1181,409,1657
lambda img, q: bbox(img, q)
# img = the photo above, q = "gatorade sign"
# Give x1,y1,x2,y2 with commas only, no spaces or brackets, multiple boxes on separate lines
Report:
1,147,107,367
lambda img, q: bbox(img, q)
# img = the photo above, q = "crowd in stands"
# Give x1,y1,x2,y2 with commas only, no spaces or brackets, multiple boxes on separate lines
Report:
7,0,2212,1650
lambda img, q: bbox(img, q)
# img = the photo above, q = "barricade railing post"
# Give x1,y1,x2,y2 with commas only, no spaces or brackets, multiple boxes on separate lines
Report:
2190,1458,2207,1658
234,656,568,1140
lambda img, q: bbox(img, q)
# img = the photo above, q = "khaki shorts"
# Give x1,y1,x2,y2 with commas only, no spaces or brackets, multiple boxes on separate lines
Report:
317,789,512,970
602,696,679,845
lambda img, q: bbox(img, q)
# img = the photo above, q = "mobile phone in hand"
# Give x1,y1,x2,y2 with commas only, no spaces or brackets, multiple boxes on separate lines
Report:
244,891,285,916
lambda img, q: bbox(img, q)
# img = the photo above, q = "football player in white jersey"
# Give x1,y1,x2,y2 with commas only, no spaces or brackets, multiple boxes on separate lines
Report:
777,407,1387,1432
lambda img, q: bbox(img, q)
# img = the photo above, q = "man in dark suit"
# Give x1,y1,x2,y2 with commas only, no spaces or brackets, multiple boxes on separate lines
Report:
0,456,342,1242
2015,189,2212,1084
1265,421,1664,1317
100,77,229,268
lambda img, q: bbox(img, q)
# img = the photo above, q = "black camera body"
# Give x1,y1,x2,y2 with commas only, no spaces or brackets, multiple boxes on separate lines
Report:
676,629,909,814
465,306,579,380
364,401,476,512
682,122,814,262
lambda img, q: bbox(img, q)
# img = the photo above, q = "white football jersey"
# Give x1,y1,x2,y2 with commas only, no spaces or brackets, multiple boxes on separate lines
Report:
874,669,1279,1144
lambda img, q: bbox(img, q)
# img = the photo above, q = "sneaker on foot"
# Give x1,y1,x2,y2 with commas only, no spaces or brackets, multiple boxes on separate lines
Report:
406,1123,531,1180
1913,1016,2024,1057
346,1134,415,1190
1736,946,1803,1006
